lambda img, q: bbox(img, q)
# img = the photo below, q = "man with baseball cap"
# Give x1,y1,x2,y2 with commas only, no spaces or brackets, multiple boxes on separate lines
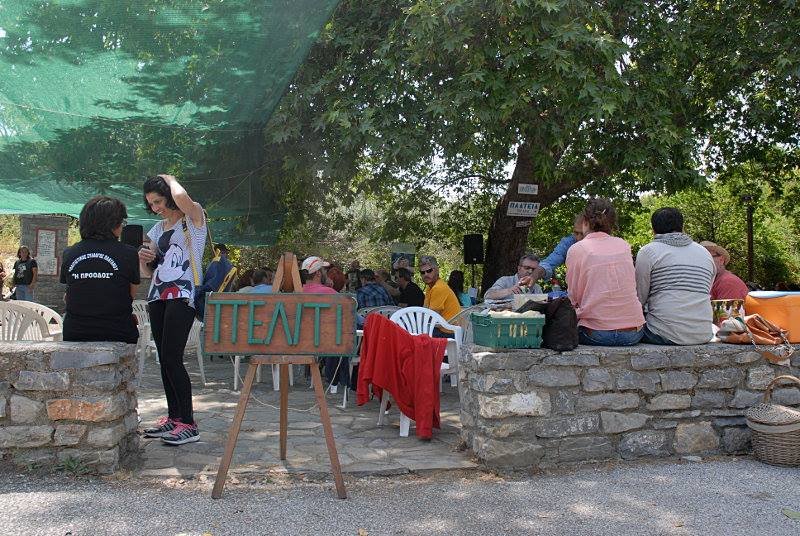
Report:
700,241,749,300
301,256,336,294
300,255,348,392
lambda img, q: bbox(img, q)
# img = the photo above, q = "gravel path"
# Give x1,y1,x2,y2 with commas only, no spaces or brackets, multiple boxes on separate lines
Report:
1,458,798,535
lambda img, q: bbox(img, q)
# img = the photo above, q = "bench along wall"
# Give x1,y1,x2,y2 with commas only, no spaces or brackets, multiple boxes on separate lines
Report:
459,343,800,469
0,342,139,473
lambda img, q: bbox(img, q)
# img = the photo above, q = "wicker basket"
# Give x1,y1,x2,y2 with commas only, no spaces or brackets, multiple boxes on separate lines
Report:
745,375,800,467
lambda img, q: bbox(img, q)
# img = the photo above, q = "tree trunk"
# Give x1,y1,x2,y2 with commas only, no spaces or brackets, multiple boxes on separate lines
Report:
481,143,589,293
481,144,536,292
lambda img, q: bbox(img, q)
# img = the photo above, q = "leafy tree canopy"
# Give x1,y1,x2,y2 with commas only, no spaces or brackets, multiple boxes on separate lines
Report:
261,0,799,286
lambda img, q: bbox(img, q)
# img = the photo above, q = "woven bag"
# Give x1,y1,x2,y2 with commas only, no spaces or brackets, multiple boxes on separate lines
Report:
745,375,800,467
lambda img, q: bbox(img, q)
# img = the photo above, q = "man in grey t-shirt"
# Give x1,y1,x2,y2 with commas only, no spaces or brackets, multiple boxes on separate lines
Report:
635,207,715,345
484,253,543,302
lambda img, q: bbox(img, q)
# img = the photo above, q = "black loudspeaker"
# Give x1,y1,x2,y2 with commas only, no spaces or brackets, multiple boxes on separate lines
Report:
463,234,484,264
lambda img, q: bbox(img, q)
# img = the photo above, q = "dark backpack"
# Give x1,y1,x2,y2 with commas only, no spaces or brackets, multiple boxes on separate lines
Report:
517,297,579,351
542,297,579,351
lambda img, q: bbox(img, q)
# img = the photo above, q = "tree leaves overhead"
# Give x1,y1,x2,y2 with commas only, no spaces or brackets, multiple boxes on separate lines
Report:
266,0,797,243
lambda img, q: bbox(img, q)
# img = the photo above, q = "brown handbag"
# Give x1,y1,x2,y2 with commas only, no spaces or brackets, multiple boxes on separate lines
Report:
718,314,795,366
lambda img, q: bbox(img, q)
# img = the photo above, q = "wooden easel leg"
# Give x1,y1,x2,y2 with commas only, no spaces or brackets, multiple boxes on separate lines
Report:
212,362,258,499
310,364,347,499
279,363,289,460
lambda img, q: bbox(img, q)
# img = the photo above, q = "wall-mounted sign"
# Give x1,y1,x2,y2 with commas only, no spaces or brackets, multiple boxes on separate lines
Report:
516,220,532,228
507,202,540,217
35,228,58,276
36,229,56,257
518,184,538,195
204,293,358,356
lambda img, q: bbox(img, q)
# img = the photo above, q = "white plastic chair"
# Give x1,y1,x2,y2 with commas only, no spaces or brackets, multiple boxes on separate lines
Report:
184,320,206,386
389,307,463,390
0,302,51,341
447,305,482,346
132,300,151,374
338,329,364,409
379,307,464,437
357,305,401,318
14,301,63,341
132,300,150,326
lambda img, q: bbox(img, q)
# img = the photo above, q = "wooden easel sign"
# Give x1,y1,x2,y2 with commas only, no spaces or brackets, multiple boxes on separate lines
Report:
210,252,354,500
203,293,358,356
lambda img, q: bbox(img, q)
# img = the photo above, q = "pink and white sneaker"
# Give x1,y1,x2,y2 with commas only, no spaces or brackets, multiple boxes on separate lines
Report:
143,416,178,438
161,422,200,446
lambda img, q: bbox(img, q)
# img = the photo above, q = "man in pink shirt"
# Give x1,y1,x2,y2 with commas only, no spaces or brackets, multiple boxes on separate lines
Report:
566,198,645,346
700,242,749,300
300,255,347,392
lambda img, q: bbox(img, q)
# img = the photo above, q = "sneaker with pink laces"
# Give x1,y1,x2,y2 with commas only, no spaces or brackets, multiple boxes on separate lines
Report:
143,416,178,438
161,422,200,446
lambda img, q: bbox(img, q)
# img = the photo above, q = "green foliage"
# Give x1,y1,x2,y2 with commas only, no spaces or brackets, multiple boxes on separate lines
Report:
0,215,21,257
56,456,90,476
259,0,800,286
621,181,800,288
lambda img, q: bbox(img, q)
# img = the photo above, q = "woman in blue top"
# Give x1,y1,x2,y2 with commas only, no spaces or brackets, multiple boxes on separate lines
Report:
138,174,206,446
448,270,472,307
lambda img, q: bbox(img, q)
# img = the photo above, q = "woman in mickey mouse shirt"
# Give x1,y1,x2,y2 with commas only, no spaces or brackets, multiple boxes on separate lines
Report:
138,174,206,446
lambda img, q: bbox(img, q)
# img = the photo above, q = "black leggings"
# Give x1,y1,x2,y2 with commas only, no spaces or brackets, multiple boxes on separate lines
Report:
148,299,196,425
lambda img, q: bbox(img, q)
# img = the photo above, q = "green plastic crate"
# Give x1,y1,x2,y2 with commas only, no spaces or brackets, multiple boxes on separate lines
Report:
471,313,545,349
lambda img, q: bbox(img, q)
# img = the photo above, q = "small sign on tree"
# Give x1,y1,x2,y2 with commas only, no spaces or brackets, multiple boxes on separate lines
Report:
506,201,540,217
517,183,538,195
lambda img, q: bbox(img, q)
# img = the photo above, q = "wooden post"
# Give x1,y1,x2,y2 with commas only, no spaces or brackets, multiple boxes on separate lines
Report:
279,363,289,460
310,364,347,499
212,361,258,499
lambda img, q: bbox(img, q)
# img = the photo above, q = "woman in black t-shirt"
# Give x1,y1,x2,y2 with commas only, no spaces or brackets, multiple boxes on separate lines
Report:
12,246,38,301
60,196,140,343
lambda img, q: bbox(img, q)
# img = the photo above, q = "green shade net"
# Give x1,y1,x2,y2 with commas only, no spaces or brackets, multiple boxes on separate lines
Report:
0,0,340,245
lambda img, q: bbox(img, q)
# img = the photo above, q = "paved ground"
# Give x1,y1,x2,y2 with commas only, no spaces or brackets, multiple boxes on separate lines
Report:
2,457,799,535
137,356,475,478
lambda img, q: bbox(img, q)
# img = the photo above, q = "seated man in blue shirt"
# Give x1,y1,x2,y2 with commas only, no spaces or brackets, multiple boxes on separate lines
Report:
356,268,395,309
247,269,272,293
531,214,586,282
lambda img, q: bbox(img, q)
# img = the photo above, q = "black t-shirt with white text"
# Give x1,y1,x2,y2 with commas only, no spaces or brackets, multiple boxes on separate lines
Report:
60,239,140,343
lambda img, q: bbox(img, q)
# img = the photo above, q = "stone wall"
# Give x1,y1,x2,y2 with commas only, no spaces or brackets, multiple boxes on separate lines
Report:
0,342,139,473
459,343,800,469
19,215,70,313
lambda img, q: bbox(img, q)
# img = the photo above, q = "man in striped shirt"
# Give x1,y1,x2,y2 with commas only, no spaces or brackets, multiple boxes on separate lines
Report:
635,207,716,345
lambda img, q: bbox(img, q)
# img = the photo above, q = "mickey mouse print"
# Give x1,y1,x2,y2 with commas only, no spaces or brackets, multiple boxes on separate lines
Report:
146,218,206,304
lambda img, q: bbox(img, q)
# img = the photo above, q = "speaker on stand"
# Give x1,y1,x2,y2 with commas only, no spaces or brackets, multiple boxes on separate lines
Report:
463,234,484,293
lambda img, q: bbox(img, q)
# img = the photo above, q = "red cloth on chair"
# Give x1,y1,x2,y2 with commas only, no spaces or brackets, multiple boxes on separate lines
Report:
356,313,447,439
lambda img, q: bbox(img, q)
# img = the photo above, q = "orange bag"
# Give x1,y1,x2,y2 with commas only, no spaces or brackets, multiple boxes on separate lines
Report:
718,314,794,365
